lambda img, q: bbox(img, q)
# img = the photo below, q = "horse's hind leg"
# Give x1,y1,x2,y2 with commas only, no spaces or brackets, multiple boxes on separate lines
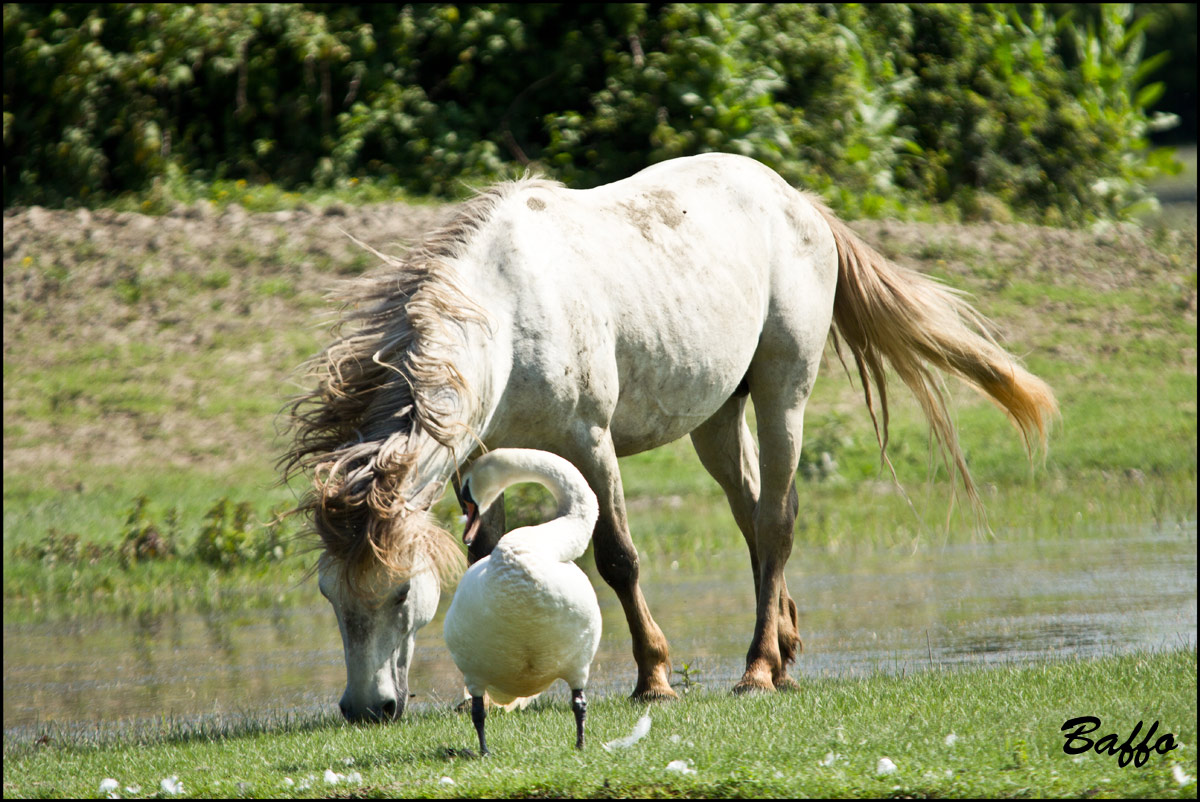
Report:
734,363,814,694
569,430,676,701
691,395,804,678
691,395,760,572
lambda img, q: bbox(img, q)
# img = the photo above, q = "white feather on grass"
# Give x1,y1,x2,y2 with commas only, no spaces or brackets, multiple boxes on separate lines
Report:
603,714,651,750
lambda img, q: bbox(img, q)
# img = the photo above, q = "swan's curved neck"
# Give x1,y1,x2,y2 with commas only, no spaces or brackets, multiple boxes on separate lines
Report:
468,449,599,561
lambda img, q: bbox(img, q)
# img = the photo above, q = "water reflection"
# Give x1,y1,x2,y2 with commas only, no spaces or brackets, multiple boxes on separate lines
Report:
3,523,1195,735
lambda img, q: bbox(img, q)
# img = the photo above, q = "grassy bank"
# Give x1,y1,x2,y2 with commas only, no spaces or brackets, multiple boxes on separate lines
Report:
3,649,1195,798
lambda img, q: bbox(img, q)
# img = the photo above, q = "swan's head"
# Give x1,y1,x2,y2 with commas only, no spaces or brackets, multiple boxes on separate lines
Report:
459,456,506,547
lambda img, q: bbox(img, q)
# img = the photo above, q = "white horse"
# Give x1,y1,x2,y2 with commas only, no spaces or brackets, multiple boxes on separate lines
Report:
282,153,1056,721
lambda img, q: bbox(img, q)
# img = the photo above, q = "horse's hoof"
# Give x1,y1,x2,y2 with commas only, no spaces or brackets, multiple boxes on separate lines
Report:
773,675,802,692
629,686,678,703
731,678,774,695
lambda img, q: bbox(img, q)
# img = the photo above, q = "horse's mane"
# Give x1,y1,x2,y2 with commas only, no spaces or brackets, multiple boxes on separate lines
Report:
280,177,560,593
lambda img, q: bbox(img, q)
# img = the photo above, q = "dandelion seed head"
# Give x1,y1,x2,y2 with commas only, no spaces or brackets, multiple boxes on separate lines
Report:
876,756,898,775
820,751,846,767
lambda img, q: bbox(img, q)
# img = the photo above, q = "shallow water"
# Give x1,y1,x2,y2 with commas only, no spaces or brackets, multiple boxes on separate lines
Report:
3,522,1195,736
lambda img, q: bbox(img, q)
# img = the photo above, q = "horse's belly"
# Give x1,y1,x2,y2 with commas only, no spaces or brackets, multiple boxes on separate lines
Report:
608,332,758,455
608,387,725,454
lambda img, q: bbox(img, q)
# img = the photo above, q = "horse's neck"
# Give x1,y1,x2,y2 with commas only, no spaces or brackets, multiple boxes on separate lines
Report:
401,341,498,509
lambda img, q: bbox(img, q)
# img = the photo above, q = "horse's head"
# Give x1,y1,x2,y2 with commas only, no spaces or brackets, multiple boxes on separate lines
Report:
317,551,440,722
282,195,501,721
310,477,464,723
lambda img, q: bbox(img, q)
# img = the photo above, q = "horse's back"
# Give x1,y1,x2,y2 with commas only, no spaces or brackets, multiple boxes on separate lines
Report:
467,154,838,454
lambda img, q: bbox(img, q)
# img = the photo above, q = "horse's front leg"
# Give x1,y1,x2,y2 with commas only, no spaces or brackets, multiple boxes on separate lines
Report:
573,432,677,701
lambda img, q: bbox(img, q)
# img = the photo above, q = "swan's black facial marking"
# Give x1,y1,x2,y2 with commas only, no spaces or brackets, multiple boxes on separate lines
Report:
462,501,481,545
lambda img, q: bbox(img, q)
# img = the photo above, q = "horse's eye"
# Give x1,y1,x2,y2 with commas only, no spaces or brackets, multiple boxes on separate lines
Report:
394,590,409,607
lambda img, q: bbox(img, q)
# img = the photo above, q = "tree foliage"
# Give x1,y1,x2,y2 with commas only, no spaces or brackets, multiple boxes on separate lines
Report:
2,3,1184,222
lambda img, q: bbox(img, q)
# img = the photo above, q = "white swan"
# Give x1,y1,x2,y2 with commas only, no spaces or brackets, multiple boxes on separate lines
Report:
444,448,602,754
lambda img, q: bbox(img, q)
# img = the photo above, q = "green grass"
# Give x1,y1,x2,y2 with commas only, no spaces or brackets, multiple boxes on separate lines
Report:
101,173,442,217
3,649,1195,798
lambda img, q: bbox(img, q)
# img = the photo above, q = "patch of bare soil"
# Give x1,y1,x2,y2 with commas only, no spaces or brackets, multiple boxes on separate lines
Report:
2,198,1195,485
3,201,456,482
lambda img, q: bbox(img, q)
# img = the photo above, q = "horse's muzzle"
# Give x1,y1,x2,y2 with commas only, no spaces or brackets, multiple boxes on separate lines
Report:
339,696,403,723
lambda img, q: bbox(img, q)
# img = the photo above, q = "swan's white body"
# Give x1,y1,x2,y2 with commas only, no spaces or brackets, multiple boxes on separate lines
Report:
446,538,602,701
443,448,601,751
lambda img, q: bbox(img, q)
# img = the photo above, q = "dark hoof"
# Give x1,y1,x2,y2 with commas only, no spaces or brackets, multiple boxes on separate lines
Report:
774,675,801,692
732,678,774,695
630,686,679,703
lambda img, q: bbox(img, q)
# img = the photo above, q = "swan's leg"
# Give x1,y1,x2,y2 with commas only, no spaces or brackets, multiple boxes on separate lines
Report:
571,689,587,749
734,357,813,694
471,694,489,756
691,394,802,688
571,431,676,701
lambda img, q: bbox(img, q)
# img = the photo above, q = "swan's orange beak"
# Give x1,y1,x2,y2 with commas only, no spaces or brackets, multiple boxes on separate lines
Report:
462,501,482,545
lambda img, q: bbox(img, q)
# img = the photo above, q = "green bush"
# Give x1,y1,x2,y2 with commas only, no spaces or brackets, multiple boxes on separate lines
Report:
885,4,1180,221
2,3,1183,222
118,495,177,567
194,498,295,568
8,495,299,571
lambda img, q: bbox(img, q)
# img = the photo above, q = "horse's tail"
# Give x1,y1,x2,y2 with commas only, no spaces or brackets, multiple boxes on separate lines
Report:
809,198,1058,511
